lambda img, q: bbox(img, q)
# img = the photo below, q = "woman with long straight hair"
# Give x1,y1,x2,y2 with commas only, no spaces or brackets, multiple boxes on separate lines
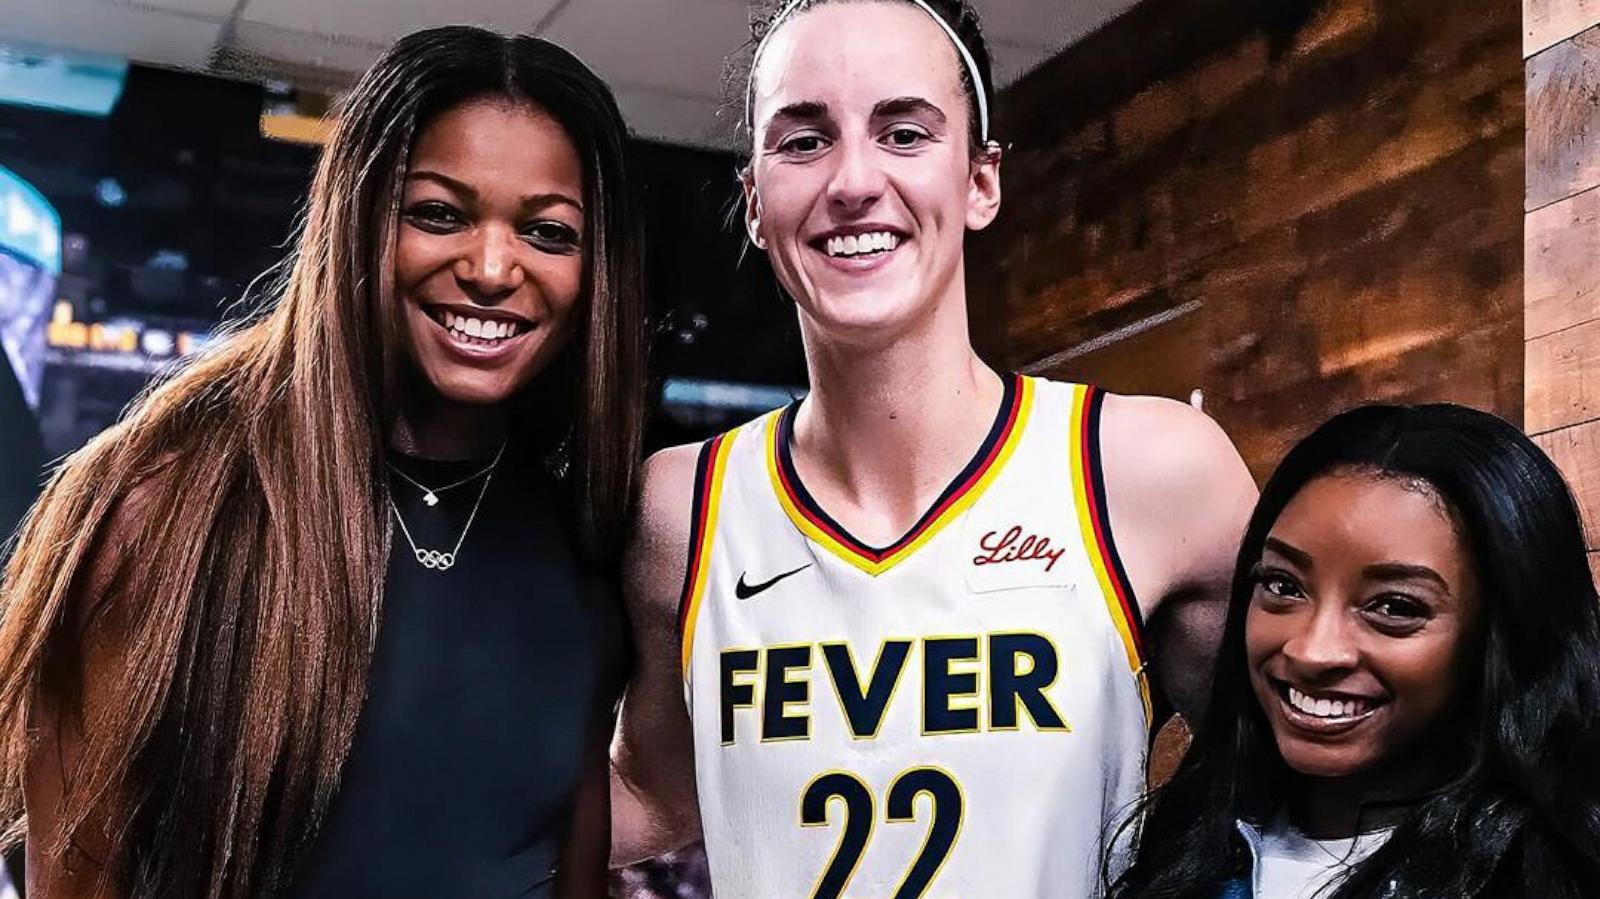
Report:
1109,404,1600,898
0,26,644,898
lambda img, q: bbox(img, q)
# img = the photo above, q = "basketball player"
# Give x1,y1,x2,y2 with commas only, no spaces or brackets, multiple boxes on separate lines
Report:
611,1,1257,894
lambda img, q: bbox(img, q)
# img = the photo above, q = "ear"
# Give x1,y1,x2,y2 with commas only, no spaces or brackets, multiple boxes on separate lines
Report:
741,166,767,250
966,141,1003,231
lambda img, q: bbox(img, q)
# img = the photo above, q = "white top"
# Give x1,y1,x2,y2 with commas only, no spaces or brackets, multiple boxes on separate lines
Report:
679,377,1152,898
1257,817,1392,899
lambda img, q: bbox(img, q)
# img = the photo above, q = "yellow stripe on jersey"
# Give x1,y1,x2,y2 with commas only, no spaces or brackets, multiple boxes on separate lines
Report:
680,429,740,674
1067,384,1153,725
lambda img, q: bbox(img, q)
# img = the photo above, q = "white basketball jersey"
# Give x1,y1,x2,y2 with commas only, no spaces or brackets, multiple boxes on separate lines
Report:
680,375,1151,898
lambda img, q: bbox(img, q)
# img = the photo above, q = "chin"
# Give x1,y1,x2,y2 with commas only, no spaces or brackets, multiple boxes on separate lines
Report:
804,290,930,341
1276,738,1377,780
420,367,531,407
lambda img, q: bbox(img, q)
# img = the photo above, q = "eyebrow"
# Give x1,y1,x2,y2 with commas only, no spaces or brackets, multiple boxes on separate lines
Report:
405,169,583,213
1264,538,1453,593
1361,562,1451,592
767,100,830,129
1262,537,1313,569
872,96,947,124
765,97,949,128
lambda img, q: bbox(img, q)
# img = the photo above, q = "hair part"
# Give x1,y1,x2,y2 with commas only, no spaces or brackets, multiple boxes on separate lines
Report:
0,25,643,897
1109,404,1600,898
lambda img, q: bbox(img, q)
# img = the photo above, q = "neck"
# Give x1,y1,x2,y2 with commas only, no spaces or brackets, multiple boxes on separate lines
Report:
390,394,508,461
1290,759,1436,839
792,277,1002,513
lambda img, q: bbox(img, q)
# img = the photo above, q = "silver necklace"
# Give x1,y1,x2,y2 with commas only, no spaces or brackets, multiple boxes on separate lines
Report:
387,443,504,571
388,447,504,507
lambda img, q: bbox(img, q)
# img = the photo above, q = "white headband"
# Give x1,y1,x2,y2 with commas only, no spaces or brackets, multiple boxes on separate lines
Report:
747,0,991,142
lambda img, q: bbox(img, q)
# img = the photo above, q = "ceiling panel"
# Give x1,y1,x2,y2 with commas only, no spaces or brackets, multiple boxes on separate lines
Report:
236,0,565,47
134,0,240,19
0,0,222,70
540,0,752,100
0,0,1142,151
225,19,387,85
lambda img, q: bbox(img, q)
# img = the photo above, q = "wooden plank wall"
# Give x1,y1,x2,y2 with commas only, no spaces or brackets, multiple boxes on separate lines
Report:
1526,0,1600,576
971,0,1524,483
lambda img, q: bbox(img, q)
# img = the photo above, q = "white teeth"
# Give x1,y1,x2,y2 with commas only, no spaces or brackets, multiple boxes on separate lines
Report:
1287,686,1371,719
437,312,520,341
825,231,901,258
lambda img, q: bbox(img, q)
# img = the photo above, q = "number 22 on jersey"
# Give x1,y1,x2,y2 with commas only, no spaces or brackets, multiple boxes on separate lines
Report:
802,766,963,899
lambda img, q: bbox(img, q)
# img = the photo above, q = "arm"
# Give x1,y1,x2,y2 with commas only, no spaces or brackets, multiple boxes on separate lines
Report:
608,445,704,869
1099,394,1257,724
553,725,614,899
556,572,632,899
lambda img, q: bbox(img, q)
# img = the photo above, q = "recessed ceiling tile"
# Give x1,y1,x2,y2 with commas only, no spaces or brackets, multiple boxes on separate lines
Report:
540,0,752,100
238,0,565,47
0,0,222,70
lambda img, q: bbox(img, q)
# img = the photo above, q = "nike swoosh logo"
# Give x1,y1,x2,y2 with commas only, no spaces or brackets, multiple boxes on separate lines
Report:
735,564,812,599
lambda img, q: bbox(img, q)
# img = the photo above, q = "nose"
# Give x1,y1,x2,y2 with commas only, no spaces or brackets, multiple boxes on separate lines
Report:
1281,602,1360,676
825,135,886,217
454,223,525,302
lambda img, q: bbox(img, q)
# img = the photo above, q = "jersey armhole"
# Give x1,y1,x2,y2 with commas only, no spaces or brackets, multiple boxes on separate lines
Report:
1071,385,1153,722
676,430,737,675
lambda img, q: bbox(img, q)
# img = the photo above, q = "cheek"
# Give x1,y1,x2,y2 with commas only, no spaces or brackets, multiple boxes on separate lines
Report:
1243,603,1284,668
542,258,585,318
395,230,451,291
1379,636,1463,716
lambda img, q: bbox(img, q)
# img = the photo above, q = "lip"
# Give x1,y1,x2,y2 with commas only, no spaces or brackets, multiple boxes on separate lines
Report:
1270,678,1386,737
416,303,535,364
423,302,535,327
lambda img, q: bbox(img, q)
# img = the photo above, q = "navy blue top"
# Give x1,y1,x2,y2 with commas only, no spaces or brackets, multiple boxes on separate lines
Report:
294,450,612,898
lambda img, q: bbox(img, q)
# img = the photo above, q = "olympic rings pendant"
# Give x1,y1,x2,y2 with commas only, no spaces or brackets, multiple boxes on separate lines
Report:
414,548,456,570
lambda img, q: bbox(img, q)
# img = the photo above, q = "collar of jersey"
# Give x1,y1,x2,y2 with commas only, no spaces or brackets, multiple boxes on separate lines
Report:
765,373,1033,576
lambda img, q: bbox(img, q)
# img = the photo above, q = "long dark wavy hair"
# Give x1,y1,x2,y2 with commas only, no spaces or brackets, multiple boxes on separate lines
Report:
1109,404,1600,898
0,26,643,898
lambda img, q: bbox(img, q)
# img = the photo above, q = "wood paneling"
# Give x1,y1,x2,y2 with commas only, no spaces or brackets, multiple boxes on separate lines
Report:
1534,418,1600,550
1526,187,1600,338
1527,27,1600,210
978,0,1523,477
1526,317,1600,433
1525,0,1600,58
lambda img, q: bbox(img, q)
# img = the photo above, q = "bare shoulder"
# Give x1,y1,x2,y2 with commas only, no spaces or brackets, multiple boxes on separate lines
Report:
623,442,705,626
1098,393,1245,489
1095,393,1257,615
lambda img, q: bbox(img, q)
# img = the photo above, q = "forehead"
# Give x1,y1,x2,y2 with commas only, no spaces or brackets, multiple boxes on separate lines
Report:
410,98,581,185
1270,472,1469,582
751,1,967,121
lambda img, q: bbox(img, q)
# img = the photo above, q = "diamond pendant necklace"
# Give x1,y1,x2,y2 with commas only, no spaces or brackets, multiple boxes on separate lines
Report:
389,446,504,507
387,443,505,571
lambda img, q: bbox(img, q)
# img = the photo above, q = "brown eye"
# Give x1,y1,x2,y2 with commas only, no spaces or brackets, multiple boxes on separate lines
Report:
404,201,464,232
883,127,930,149
522,221,581,254
1362,594,1430,633
1251,566,1305,605
779,133,829,155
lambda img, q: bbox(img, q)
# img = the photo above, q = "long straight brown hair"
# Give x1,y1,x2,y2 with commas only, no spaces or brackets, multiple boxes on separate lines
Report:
0,26,644,897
